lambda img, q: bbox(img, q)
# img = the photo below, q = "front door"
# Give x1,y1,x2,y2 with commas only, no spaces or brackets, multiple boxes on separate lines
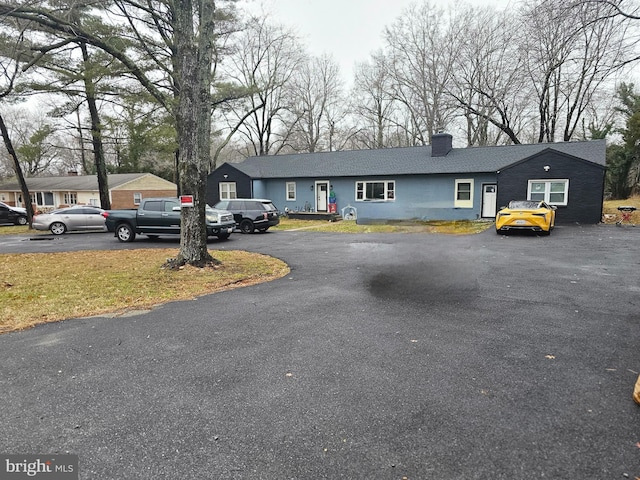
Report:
315,181,329,212
481,184,497,218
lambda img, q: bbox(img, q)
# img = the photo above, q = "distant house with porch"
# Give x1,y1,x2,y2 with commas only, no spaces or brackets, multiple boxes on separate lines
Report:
206,134,606,224
0,172,177,211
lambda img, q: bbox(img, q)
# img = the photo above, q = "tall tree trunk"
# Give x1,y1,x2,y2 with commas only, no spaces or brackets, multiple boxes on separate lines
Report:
75,107,90,174
0,113,33,224
80,42,110,209
172,0,217,267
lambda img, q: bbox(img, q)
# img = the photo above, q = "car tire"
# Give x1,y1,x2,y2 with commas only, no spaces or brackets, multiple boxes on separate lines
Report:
50,222,66,235
116,223,136,242
16,215,27,226
239,220,254,234
217,232,230,240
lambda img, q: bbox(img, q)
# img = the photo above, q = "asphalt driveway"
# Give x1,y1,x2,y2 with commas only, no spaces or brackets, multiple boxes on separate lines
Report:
1,225,639,479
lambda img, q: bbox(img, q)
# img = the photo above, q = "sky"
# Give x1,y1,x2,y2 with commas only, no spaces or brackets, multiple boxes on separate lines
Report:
238,0,514,83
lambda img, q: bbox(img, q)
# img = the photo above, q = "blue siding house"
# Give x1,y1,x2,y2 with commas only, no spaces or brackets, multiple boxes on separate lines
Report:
207,134,606,224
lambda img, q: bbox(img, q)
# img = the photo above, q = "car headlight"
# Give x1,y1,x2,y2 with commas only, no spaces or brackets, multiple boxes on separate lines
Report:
206,213,219,223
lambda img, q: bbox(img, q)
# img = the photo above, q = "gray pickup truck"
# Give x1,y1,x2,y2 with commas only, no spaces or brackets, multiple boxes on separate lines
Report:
102,198,236,242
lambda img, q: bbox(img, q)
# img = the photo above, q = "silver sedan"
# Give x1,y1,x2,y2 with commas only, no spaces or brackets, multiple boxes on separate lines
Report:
32,205,107,235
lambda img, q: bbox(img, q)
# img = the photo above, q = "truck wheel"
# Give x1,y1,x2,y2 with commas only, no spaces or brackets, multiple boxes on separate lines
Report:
239,220,254,234
116,223,136,242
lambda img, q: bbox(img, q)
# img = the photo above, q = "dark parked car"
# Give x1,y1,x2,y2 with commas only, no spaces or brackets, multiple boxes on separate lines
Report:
213,198,280,234
0,201,28,225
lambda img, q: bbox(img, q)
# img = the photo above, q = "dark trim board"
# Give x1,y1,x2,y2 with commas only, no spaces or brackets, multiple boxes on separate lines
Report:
287,212,341,222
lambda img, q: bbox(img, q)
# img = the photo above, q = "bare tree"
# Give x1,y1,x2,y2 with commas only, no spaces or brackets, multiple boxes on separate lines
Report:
383,2,460,145
444,0,636,145
350,52,401,149
447,6,529,146
566,0,640,21
522,0,634,142
221,15,305,156
286,54,344,153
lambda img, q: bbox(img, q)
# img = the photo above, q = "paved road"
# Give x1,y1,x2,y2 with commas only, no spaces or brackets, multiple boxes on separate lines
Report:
1,225,639,479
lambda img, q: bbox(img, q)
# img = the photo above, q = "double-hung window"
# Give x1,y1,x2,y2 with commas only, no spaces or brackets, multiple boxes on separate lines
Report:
219,182,237,200
528,179,569,206
454,179,473,208
64,192,77,205
286,182,296,201
355,181,395,201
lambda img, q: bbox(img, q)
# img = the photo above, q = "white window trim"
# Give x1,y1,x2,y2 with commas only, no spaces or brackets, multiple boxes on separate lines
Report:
133,192,142,205
355,180,395,202
527,179,569,206
219,182,237,200
64,192,78,205
286,182,296,201
454,179,474,208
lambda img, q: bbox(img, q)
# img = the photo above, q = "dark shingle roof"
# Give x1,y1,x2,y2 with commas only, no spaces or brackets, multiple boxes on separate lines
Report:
229,140,606,178
0,173,155,191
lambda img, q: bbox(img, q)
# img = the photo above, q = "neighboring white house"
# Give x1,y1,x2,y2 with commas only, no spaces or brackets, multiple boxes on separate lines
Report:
0,173,177,211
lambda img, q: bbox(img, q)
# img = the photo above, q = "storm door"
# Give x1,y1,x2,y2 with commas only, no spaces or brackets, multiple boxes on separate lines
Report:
315,181,329,212
481,184,497,218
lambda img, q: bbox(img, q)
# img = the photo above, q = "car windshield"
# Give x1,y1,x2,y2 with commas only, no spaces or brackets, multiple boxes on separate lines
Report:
508,200,540,209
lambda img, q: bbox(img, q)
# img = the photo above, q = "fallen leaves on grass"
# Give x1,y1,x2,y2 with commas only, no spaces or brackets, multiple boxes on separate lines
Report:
0,248,289,334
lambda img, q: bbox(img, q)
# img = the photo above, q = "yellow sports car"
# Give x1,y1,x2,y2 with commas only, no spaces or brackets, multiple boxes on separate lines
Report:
495,200,556,234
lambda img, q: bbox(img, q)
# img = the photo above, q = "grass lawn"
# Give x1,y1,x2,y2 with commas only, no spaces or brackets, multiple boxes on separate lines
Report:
273,218,494,234
601,196,640,224
0,249,289,334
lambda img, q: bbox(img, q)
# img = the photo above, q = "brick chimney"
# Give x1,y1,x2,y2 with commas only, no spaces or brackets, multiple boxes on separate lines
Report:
431,133,452,157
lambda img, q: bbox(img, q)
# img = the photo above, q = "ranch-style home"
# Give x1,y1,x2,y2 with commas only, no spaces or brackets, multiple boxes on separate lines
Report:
0,172,177,211
206,133,607,224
